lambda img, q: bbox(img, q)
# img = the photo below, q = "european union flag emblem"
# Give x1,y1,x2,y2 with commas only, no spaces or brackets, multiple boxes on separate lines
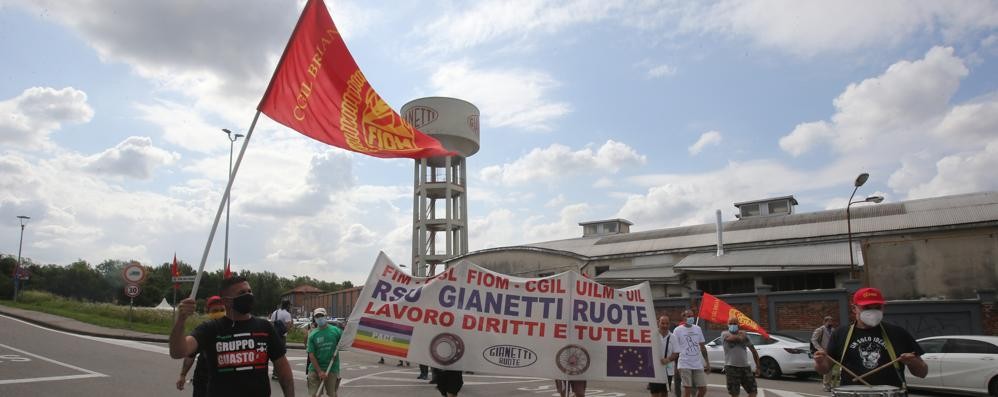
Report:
606,345,655,377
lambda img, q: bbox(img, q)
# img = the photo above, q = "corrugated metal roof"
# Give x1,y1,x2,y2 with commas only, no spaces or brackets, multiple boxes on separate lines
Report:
523,191,998,258
674,242,861,272
595,265,679,281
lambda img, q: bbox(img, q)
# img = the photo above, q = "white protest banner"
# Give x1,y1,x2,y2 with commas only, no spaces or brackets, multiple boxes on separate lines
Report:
337,252,666,382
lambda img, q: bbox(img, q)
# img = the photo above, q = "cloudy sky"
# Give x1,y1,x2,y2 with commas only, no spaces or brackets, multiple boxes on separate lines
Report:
2,0,997,284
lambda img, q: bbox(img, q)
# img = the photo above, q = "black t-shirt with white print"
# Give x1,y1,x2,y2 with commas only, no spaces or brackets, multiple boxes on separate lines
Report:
191,316,286,397
825,322,923,387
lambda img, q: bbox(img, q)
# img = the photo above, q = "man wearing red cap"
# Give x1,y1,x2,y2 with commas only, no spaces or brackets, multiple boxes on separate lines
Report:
814,287,927,390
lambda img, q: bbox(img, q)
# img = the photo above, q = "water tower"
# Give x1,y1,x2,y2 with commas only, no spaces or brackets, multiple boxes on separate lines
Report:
402,97,480,277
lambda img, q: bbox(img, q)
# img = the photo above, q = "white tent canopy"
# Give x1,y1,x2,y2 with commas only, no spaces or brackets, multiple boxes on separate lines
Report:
153,298,174,311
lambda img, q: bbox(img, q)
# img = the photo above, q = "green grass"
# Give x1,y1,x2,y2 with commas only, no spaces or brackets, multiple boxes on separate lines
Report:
0,291,306,343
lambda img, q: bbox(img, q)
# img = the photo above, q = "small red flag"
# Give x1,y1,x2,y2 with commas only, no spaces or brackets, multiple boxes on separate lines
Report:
171,253,180,290
224,259,232,279
698,292,770,339
258,0,453,159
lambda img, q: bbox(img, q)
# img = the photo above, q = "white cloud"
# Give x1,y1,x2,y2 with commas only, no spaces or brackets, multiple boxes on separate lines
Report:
904,142,998,199
688,130,723,155
692,1,998,56
779,47,968,157
545,194,567,208
621,160,837,228
429,61,571,131
775,46,998,200
134,100,229,154
647,64,678,78
0,87,94,148
415,0,625,54
340,223,378,246
81,136,180,179
468,202,591,250
479,140,646,186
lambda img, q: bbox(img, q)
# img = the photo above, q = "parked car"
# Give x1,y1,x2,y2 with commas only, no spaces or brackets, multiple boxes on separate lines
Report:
705,332,814,379
906,335,998,396
293,317,311,329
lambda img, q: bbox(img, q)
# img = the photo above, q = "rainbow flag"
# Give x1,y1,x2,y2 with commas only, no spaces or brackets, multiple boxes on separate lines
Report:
352,317,413,357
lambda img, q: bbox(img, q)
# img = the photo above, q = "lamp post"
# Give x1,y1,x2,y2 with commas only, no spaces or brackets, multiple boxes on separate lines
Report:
13,215,30,301
846,173,884,280
221,129,244,273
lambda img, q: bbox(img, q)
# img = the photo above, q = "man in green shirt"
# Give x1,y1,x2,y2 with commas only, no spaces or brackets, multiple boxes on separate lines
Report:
307,308,342,397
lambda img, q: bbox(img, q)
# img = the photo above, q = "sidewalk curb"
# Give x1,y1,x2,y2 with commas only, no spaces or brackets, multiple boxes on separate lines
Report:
0,304,306,349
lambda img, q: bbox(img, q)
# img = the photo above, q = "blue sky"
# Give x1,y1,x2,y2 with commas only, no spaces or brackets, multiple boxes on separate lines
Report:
2,0,997,285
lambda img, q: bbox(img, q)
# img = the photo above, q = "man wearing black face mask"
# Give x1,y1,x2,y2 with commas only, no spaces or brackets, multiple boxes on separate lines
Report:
170,276,295,397
814,287,927,390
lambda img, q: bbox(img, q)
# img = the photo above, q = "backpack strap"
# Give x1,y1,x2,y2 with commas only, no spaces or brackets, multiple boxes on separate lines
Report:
879,324,905,390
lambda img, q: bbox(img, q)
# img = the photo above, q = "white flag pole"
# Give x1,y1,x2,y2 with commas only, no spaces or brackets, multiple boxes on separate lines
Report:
315,349,339,397
189,111,261,299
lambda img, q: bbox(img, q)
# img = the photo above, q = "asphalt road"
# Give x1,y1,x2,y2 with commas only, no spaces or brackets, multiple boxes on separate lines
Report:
0,314,958,397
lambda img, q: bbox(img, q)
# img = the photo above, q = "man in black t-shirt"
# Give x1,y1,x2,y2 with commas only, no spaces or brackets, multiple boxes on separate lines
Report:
814,287,927,388
170,276,295,397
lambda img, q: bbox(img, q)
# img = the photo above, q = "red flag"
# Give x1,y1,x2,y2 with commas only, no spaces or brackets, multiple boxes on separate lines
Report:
171,253,180,290
258,0,453,159
224,259,232,279
698,292,770,339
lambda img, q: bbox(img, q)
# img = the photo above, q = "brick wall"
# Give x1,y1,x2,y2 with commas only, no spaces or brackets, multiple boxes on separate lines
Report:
655,307,688,327
984,302,998,336
774,300,841,331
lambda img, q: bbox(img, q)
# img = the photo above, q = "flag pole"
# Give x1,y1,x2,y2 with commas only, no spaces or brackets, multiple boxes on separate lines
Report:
189,111,261,299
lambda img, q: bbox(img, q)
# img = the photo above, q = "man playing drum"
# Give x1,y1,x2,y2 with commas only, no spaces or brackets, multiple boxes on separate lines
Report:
813,287,927,391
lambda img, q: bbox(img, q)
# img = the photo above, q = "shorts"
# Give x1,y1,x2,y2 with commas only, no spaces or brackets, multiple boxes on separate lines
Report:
724,366,757,395
307,371,339,397
647,381,669,393
435,370,463,396
678,368,707,388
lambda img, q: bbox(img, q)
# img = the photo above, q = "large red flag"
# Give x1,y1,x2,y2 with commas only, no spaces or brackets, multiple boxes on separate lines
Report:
698,292,770,339
258,0,453,159
171,254,180,290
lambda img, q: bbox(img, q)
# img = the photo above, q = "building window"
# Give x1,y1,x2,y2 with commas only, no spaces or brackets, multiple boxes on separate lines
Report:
697,278,754,295
761,273,835,292
604,223,617,233
583,225,597,236
740,204,760,218
769,200,790,215
594,266,610,276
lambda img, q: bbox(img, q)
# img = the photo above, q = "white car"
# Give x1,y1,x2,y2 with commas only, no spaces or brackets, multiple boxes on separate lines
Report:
906,335,998,396
705,332,814,379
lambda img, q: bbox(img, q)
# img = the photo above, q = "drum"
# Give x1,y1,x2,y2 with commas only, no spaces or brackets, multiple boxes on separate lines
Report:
831,385,903,397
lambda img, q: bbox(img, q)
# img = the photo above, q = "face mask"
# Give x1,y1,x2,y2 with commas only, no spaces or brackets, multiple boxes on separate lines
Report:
316,317,328,327
231,293,255,315
685,317,695,326
728,324,738,333
859,309,883,327
208,311,226,320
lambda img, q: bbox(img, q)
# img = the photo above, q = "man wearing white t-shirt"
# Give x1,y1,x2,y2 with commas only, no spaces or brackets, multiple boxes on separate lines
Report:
668,309,710,397
648,315,681,397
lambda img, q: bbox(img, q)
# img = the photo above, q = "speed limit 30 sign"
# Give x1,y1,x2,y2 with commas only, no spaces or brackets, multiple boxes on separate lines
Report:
124,284,141,298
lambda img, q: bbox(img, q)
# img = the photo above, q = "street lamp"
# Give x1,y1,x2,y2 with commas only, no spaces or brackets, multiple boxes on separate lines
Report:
221,129,244,272
846,172,883,279
13,215,30,301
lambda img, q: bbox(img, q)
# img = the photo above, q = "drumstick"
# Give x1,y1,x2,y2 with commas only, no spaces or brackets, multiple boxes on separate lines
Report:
817,349,872,386
851,354,908,383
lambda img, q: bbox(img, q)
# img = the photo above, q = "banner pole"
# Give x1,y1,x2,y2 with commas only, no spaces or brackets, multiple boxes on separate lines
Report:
315,348,339,397
189,111,261,299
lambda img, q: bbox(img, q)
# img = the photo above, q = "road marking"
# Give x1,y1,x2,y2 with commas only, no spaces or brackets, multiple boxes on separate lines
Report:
341,368,550,388
0,343,107,385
